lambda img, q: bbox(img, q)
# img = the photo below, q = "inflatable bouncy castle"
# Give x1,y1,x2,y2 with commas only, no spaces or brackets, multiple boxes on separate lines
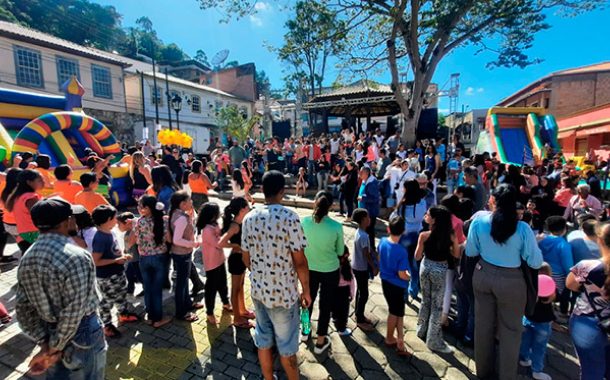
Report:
0,76,131,206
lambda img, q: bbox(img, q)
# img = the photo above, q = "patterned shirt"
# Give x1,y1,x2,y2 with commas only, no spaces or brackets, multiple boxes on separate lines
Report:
16,233,99,351
242,204,307,309
571,259,610,317
134,216,169,256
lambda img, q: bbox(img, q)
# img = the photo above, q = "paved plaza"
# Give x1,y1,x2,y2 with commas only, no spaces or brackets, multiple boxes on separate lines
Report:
0,196,582,380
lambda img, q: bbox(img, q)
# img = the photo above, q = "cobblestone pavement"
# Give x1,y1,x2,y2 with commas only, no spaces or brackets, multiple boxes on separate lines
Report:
0,196,581,379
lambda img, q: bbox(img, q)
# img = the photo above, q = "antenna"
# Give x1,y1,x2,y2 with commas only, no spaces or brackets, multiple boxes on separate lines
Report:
211,49,230,69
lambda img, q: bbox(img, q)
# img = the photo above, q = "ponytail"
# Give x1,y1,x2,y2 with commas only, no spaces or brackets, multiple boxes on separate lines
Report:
140,195,166,245
313,191,333,223
222,197,249,233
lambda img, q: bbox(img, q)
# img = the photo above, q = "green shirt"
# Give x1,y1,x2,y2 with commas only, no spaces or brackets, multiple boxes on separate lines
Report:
302,215,344,272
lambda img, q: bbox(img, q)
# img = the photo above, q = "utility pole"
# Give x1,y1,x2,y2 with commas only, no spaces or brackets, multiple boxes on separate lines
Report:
151,43,160,126
140,71,148,141
165,68,173,130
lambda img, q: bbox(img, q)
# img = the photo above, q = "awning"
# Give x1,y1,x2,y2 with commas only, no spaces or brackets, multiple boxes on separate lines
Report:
558,130,575,139
575,123,610,137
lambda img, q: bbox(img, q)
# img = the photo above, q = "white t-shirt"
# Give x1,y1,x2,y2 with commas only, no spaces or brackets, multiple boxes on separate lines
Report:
330,139,340,155
231,180,246,198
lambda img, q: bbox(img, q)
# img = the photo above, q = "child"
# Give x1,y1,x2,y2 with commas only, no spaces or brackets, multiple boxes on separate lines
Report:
332,246,355,336
117,212,142,297
91,205,138,338
378,215,411,356
75,172,109,213
72,205,96,252
538,216,574,320
231,169,246,198
351,208,377,331
519,263,556,380
5,169,44,253
296,167,307,198
196,202,231,324
53,164,83,203
35,154,54,191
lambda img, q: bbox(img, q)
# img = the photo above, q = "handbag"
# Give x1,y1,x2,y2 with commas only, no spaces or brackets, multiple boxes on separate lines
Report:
520,260,539,318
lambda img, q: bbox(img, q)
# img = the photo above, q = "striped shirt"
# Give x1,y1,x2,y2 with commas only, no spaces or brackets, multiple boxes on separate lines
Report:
16,233,99,351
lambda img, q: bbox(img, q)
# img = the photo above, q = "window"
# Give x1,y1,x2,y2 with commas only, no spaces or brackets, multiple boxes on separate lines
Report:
191,95,201,112
151,86,163,106
91,64,112,98
14,46,44,88
544,98,550,109
56,56,80,90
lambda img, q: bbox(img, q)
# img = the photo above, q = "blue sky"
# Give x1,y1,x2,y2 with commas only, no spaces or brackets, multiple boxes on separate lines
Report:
96,0,609,113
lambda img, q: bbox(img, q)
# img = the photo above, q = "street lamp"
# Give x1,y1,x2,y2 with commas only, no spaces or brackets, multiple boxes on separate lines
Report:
171,94,183,130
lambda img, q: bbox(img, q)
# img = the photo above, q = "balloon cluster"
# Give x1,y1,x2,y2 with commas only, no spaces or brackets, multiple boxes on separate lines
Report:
157,129,193,149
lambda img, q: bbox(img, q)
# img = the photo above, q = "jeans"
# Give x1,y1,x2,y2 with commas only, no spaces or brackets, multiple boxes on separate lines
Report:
125,261,142,295
519,318,551,373
455,285,475,341
353,269,369,323
446,177,458,195
400,232,420,298
317,170,329,191
253,299,300,357
308,269,340,337
172,253,192,318
140,254,169,322
47,314,107,380
307,160,316,187
570,314,610,380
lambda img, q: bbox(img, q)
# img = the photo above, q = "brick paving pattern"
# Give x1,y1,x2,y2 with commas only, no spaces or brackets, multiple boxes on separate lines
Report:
0,197,581,379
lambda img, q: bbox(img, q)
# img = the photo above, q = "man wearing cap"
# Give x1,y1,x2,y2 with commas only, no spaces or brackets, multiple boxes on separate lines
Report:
15,197,105,378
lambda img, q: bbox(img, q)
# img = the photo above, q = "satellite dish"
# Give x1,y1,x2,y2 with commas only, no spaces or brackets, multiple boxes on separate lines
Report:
211,49,230,69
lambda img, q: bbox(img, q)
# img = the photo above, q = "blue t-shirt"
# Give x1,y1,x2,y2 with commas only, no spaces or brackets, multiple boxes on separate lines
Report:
567,230,601,264
157,186,175,212
379,237,409,288
437,144,446,161
539,234,574,277
352,228,370,271
92,230,124,278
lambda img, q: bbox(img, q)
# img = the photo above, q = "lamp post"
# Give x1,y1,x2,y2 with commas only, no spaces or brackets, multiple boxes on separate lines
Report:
171,94,183,130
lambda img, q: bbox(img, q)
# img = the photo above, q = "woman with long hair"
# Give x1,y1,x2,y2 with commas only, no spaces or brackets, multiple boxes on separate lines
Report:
414,206,460,353
301,191,344,354
168,190,202,322
188,159,216,211
465,184,543,380
424,144,441,203
130,195,172,328
219,197,254,328
231,169,246,198
6,169,44,252
196,202,231,324
1,168,22,244
240,160,254,203
396,180,427,300
151,165,179,212
566,222,610,380
129,151,152,199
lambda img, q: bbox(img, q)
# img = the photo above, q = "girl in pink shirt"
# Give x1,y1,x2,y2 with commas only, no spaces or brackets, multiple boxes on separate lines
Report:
196,202,231,324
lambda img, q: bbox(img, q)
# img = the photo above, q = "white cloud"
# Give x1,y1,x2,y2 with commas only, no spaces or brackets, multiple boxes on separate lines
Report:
249,15,263,27
477,87,485,93
439,108,450,114
466,86,484,96
254,2,270,11
465,87,475,96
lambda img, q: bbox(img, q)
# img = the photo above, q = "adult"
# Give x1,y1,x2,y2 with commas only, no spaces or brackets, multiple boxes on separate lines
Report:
316,154,331,191
464,167,487,212
566,222,610,380
188,160,216,211
150,165,179,212
340,160,359,220
16,197,105,379
358,166,380,250
564,184,603,223
242,171,311,380
586,170,602,200
228,140,247,170
301,191,344,353
567,215,601,263
161,146,183,184
6,169,44,252
424,144,441,200
129,151,152,199
465,184,543,380
386,130,401,154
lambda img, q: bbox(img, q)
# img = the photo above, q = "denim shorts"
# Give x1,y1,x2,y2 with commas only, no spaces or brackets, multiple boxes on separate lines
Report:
253,299,300,357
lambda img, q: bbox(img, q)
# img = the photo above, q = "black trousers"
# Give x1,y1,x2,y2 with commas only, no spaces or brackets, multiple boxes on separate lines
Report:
190,262,204,290
353,269,369,323
308,269,340,337
204,264,229,316
366,216,377,251
332,285,351,332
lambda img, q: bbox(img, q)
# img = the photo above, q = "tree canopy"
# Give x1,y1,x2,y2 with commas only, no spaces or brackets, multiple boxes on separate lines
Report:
216,105,260,143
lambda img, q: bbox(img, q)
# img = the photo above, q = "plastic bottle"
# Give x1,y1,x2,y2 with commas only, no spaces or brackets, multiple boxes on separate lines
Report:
300,307,311,335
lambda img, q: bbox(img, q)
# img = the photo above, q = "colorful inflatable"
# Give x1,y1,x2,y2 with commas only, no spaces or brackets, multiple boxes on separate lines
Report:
0,76,131,206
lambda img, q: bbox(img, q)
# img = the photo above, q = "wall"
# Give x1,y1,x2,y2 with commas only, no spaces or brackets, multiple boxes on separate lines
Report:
202,64,257,102
550,74,598,118
0,36,126,113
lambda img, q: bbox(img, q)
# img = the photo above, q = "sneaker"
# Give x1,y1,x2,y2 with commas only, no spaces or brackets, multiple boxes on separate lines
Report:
430,345,454,354
533,372,552,380
300,333,310,343
118,313,139,324
519,359,532,367
337,328,352,336
313,337,331,354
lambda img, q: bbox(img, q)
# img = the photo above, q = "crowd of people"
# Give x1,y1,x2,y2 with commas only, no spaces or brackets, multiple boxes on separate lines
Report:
1,127,610,380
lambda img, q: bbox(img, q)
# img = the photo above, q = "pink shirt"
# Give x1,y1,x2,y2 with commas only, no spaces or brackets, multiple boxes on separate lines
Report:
201,224,225,271
451,215,466,244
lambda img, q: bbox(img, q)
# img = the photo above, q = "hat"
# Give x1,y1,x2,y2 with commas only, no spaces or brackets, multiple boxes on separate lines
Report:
538,275,556,298
31,197,78,230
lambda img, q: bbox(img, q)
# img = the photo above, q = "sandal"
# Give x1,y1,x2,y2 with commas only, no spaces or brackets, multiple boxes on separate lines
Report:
0,315,11,324
242,310,256,319
182,313,199,322
384,340,397,348
233,320,255,329
396,345,411,357
207,315,218,324
191,302,204,310
222,304,233,313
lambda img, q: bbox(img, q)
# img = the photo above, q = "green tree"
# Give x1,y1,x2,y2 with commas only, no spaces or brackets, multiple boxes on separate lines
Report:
160,43,186,62
216,105,260,143
255,70,271,98
194,49,211,67
198,0,605,144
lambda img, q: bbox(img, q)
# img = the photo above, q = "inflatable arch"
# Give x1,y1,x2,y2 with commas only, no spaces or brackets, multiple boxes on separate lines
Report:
12,111,121,167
